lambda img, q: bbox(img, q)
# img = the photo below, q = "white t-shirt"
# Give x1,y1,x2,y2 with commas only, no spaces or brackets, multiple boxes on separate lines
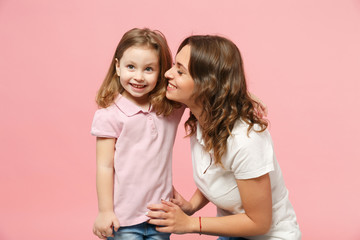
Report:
191,120,301,240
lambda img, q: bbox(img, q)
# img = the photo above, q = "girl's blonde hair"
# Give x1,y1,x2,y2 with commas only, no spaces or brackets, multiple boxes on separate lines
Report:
96,28,179,116
179,35,268,166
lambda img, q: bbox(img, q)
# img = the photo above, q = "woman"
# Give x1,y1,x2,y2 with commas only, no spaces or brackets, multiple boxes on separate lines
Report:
147,35,301,240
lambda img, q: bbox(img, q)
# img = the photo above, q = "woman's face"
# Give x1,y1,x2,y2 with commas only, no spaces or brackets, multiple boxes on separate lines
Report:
165,45,195,107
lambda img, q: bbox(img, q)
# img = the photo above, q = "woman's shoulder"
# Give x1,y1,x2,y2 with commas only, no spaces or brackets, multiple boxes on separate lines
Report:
225,120,274,176
230,120,271,146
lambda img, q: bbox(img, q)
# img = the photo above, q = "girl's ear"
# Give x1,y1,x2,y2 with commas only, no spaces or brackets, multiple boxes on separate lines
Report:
115,58,120,76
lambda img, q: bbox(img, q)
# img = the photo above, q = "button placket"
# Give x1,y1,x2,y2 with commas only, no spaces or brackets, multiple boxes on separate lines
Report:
147,114,157,136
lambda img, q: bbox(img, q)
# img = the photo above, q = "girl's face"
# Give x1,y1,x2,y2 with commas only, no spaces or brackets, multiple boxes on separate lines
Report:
165,45,195,107
116,45,159,106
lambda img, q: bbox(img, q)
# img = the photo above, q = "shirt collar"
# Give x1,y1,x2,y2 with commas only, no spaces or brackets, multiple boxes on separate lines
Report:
114,94,152,117
196,122,206,147
195,122,214,154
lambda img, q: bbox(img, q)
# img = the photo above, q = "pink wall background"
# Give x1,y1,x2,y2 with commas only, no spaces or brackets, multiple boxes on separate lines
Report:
1,0,359,239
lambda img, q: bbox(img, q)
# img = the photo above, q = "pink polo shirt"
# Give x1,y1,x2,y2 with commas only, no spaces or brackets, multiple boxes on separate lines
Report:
91,94,184,226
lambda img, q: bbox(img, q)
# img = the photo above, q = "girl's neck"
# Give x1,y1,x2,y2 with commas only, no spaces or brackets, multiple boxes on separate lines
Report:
121,92,151,111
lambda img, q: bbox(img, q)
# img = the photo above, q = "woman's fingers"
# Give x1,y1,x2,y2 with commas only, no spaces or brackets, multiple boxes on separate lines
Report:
161,199,177,207
155,225,173,233
147,200,177,213
170,197,181,205
146,209,167,219
147,218,168,226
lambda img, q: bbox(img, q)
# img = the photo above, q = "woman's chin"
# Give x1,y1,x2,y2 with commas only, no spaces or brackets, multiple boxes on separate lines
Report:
165,91,175,101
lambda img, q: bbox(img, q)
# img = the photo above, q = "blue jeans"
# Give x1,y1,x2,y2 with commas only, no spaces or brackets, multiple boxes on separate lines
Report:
218,237,248,240
107,222,170,240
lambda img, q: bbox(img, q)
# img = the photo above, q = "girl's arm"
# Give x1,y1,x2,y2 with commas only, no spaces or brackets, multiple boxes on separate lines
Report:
93,137,120,239
147,173,272,237
171,188,209,215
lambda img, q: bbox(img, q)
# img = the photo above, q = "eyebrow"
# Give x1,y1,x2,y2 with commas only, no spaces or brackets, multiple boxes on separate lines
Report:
126,60,158,66
176,62,188,72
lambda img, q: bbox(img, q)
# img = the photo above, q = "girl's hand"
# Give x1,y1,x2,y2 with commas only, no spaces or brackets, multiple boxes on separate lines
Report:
248,92,268,118
147,200,198,234
170,187,194,215
93,211,120,239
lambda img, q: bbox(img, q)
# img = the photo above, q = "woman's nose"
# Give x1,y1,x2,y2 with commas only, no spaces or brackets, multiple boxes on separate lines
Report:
164,67,173,79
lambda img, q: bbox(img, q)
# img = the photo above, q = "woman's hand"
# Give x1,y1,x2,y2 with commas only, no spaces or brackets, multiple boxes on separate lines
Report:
93,211,120,239
170,187,194,215
147,200,198,234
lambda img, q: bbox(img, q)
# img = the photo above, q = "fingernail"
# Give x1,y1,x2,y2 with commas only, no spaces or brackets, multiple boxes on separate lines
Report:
145,211,148,215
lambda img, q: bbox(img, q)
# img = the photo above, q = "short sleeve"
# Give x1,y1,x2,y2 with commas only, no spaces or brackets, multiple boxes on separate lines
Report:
230,129,275,179
91,108,122,138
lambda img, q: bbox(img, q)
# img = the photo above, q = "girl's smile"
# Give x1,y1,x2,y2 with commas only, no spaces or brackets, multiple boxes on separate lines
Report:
130,83,147,89
115,45,160,109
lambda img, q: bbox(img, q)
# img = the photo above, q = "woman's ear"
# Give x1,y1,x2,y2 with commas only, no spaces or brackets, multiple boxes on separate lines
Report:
115,58,120,76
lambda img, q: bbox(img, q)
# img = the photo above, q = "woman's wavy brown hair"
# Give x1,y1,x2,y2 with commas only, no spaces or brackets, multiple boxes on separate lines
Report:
96,28,179,116
179,35,268,166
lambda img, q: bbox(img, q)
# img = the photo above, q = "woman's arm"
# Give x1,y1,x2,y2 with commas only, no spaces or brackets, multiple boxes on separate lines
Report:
147,173,272,237
171,188,209,215
93,137,120,239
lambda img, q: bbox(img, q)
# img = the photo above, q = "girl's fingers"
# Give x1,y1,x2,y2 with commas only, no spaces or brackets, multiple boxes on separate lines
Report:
105,227,113,237
95,230,106,239
263,106,268,116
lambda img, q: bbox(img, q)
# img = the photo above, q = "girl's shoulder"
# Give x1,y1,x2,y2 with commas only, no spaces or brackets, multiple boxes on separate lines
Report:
94,102,119,117
91,104,124,138
92,105,119,127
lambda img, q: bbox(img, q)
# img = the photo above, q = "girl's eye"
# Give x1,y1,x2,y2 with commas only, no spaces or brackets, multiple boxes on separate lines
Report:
145,67,153,72
177,70,183,75
127,65,135,69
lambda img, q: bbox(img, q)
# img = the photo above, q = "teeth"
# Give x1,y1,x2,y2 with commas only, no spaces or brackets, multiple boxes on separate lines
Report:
131,83,146,88
168,82,177,89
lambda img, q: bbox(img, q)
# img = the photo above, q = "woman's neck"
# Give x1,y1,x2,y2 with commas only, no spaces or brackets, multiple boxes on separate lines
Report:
189,105,205,126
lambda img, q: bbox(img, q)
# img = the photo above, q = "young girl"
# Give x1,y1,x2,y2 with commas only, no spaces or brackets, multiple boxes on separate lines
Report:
147,35,301,239
91,28,184,240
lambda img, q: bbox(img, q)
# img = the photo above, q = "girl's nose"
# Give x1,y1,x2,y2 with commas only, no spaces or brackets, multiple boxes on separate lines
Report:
134,71,144,81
